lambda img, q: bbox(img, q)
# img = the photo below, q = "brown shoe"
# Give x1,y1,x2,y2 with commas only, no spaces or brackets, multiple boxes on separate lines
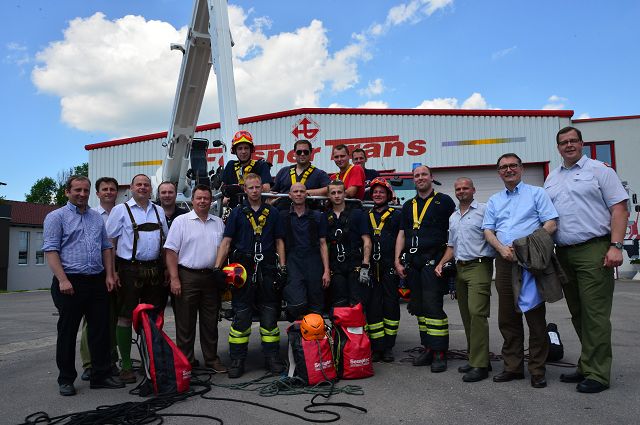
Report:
119,368,137,384
207,357,228,373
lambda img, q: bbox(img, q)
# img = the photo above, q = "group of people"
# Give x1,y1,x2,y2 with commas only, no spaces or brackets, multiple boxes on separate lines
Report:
44,126,626,396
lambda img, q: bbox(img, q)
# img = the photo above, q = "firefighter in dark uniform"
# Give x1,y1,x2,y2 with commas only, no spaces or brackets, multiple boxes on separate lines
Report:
366,177,402,363
221,130,272,207
395,165,455,373
281,182,331,320
214,173,286,379
271,139,330,210
326,180,371,307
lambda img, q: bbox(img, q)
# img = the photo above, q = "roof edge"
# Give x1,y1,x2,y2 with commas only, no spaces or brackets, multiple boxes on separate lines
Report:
85,107,575,151
572,114,640,123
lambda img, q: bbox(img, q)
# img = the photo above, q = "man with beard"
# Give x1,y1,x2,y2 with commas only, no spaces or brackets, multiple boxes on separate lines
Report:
156,181,188,228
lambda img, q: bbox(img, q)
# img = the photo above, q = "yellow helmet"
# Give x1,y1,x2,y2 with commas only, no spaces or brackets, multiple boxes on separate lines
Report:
222,263,247,289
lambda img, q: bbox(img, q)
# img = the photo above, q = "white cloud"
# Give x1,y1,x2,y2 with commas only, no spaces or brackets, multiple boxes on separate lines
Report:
491,45,517,60
359,78,385,97
31,8,369,137
5,42,31,68
542,94,568,110
416,92,489,109
386,0,453,27
577,112,591,119
358,100,389,108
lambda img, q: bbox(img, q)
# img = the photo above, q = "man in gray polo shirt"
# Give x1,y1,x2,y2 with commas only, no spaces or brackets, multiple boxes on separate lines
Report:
436,177,495,382
544,126,628,393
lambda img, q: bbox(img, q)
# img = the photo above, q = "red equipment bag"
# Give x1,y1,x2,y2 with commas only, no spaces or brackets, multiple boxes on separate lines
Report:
331,303,374,379
132,304,191,395
287,321,337,386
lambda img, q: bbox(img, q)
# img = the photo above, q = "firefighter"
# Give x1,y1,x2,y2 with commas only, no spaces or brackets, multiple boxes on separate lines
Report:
326,180,371,307
280,182,331,320
394,165,456,373
214,173,287,379
221,130,272,207
365,177,402,362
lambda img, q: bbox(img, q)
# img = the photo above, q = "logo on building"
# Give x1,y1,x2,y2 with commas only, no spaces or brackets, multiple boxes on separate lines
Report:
291,116,320,141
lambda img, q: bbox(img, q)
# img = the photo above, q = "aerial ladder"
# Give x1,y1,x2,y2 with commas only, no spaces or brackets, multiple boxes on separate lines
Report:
155,0,239,205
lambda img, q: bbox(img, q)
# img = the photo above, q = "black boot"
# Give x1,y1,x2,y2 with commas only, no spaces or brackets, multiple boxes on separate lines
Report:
413,347,433,366
430,351,447,373
265,354,286,374
382,348,394,363
228,359,245,379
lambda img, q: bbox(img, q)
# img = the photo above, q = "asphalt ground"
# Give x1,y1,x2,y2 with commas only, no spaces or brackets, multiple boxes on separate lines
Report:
1,281,639,425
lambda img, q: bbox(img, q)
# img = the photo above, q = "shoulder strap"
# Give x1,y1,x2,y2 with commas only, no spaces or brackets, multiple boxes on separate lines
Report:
124,203,139,261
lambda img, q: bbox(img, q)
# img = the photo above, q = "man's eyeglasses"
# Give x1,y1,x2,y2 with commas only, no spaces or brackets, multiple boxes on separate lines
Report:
557,138,582,147
295,149,310,156
498,163,521,172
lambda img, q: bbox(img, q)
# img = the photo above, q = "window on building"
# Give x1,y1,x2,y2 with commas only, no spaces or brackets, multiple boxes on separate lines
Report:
583,141,616,169
34,232,45,265
18,231,29,265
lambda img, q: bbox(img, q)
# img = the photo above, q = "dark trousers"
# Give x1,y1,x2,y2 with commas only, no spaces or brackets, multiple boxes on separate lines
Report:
229,258,281,360
174,268,221,367
80,291,119,368
407,262,449,351
284,248,324,319
495,256,548,375
365,261,400,351
51,273,110,385
330,258,364,308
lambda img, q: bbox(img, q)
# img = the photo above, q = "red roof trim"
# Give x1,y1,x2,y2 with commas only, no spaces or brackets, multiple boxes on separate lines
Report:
572,114,640,123
85,107,575,151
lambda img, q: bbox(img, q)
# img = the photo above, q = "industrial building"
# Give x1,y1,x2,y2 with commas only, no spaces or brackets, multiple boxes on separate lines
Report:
85,108,640,276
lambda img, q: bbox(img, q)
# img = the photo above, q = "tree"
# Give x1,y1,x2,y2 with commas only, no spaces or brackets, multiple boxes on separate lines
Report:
26,163,89,205
25,177,58,204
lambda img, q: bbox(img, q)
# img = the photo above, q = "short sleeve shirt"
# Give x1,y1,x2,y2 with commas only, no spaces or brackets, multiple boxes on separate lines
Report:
280,208,328,249
368,206,402,258
327,207,369,252
222,159,272,186
447,201,496,261
544,155,628,246
399,191,456,251
272,165,331,193
331,165,366,200
164,210,225,269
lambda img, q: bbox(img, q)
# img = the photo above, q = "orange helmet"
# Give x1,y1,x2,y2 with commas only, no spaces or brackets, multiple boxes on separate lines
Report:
222,263,247,289
300,313,326,341
231,130,254,153
369,177,393,200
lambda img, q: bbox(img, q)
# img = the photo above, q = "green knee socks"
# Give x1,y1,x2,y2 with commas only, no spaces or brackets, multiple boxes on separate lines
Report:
116,325,133,370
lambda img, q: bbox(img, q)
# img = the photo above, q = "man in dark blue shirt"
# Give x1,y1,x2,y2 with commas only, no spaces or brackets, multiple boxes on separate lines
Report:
43,175,124,396
214,173,286,379
280,182,330,320
326,180,371,307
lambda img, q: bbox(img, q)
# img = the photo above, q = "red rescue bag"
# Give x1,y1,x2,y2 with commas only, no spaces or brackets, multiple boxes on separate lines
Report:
331,303,374,379
287,321,337,386
132,304,191,395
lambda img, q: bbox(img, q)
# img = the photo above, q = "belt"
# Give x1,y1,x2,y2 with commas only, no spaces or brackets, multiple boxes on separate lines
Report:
116,257,162,266
559,235,610,249
178,265,213,274
456,257,494,266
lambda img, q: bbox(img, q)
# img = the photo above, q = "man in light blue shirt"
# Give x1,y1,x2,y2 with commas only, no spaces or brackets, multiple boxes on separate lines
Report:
483,153,558,389
436,177,496,383
545,126,628,393
43,175,123,396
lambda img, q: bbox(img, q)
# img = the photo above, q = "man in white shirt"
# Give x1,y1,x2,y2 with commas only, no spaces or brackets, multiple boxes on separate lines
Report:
165,185,227,372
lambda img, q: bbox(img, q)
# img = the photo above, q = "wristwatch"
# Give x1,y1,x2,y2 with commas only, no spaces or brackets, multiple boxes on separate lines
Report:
610,242,623,250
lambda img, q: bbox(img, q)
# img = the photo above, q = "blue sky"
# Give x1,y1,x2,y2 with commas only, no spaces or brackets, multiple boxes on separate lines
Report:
2,0,639,201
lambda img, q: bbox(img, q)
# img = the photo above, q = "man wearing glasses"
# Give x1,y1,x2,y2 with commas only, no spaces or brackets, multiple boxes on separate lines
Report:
483,153,558,389
271,139,330,209
544,127,628,393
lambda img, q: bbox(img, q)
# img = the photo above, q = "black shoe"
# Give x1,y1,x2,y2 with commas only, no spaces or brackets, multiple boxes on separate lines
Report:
90,376,125,389
493,370,525,382
81,368,91,381
228,359,245,379
577,379,609,393
265,355,286,374
110,364,120,377
382,348,394,363
463,367,489,382
413,348,433,366
59,383,76,396
458,363,472,374
372,351,383,363
560,371,585,383
430,351,447,373
531,374,547,388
